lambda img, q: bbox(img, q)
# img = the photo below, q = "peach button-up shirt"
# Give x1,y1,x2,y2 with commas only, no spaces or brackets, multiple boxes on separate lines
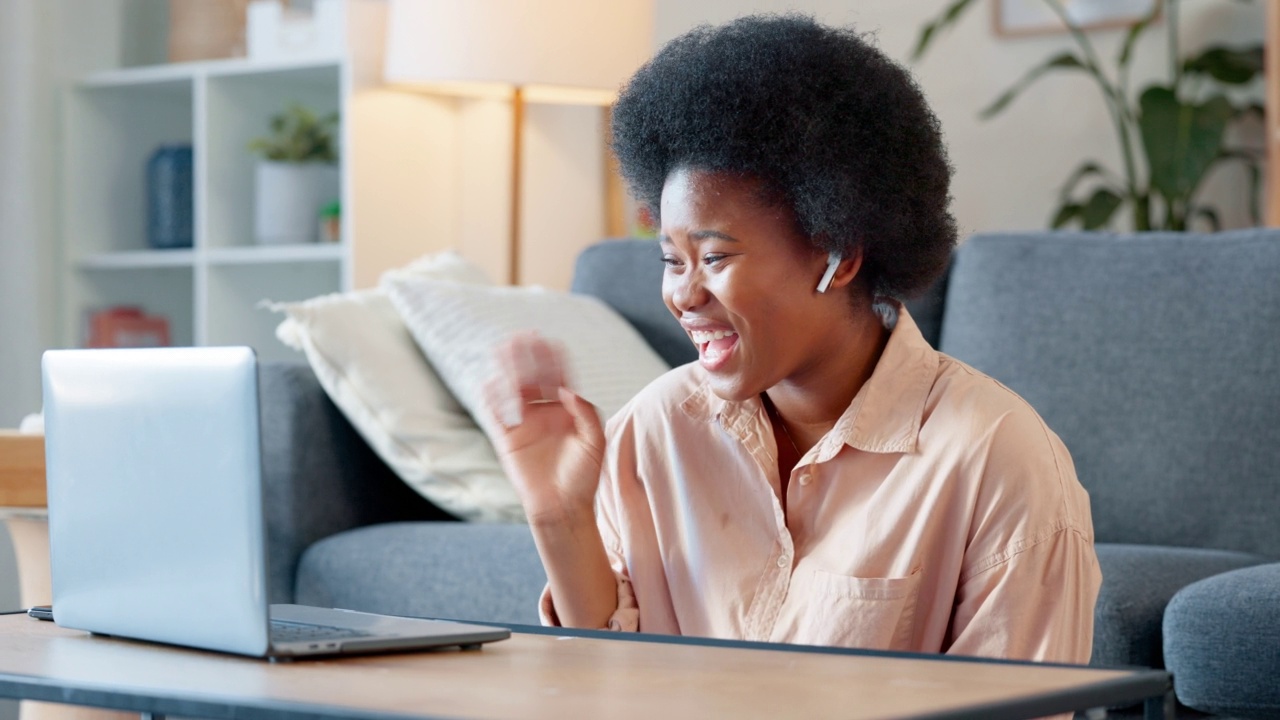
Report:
542,308,1101,664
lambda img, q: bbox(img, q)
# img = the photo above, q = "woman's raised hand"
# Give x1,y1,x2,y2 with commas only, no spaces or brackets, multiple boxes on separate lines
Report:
483,332,606,527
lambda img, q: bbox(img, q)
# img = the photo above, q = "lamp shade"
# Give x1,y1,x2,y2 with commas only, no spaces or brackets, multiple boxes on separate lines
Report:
384,0,653,100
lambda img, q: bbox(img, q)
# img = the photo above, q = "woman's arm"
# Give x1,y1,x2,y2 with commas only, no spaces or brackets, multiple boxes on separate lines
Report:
483,333,621,629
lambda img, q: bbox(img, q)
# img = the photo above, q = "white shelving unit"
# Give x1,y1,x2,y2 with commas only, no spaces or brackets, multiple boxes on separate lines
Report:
60,56,351,363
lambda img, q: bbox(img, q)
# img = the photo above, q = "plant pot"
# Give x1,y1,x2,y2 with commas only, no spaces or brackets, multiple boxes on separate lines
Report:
253,161,340,245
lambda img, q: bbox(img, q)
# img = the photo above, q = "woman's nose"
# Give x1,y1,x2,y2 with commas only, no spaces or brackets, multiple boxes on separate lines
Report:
667,269,709,313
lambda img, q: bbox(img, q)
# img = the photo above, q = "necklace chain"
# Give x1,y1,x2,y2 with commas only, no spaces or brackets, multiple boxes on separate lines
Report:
764,396,802,459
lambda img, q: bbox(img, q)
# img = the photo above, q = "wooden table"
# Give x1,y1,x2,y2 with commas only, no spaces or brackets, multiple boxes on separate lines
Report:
0,616,1172,720
1,432,132,720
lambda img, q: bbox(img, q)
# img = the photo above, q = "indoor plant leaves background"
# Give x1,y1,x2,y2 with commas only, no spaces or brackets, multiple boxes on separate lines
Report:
913,0,1264,231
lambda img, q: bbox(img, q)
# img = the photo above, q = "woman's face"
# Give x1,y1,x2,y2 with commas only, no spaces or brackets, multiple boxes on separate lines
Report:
659,167,847,402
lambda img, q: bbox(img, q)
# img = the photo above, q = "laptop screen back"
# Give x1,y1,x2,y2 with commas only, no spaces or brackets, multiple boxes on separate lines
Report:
43,346,271,656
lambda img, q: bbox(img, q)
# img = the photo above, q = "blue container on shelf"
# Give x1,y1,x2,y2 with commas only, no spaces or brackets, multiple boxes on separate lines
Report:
146,144,193,249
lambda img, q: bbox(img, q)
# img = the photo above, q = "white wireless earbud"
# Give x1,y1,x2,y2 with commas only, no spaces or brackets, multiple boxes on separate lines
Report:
816,252,841,293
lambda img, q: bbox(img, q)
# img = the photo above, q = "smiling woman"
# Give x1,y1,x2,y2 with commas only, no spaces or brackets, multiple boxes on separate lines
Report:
482,13,1101,665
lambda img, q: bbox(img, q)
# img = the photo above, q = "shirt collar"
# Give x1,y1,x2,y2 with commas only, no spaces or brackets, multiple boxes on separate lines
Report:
680,306,939,458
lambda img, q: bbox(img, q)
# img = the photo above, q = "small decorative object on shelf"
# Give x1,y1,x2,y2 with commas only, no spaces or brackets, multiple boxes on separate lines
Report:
146,144,194,249
168,0,252,63
85,307,171,348
318,200,341,243
248,102,340,245
247,0,343,62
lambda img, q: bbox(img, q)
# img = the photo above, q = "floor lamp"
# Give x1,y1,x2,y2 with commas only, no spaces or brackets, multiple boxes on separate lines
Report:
382,0,653,285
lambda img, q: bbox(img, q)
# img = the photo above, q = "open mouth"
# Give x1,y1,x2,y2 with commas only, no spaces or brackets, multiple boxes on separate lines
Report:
690,329,739,369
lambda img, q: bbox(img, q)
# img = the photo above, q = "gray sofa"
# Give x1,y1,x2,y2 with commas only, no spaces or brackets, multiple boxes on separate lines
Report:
260,231,1279,718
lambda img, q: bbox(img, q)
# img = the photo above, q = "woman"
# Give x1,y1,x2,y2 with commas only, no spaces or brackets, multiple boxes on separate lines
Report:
484,14,1100,663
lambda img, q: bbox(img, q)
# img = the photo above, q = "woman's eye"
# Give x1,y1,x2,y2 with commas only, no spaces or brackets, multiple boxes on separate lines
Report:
703,253,727,266
661,255,683,268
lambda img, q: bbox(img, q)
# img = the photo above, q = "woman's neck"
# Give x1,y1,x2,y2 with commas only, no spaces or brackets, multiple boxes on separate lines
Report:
764,303,891,452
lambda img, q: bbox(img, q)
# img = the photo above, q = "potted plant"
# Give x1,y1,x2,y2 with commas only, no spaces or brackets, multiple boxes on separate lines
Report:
248,102,340,245
913,0,1263,231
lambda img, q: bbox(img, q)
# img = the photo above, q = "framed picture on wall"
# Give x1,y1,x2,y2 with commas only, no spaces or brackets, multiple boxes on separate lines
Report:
994,0,1160,37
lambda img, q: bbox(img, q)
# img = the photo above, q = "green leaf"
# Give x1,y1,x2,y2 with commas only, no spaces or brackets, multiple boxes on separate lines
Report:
1080,188,1123,229
911,0,980,62
1058,161,1112,201
248,102,341,163
1182,45,1264,85
980,52,1087,118
1051,203,1083,229
1139,87,1234,204
1117,3,1162,70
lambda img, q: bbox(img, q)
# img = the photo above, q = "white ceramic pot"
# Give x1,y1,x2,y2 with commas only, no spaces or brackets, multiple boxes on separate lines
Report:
253,161,340,245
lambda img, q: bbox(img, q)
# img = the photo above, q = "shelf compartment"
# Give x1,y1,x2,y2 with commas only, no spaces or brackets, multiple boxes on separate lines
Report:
73,266,195,348
206,262,340,364
205,63,343,251
63,81,194,257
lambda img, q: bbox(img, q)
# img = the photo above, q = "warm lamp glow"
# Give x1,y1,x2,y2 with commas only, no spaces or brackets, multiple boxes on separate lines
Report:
381,0,653,285
383,0,653,98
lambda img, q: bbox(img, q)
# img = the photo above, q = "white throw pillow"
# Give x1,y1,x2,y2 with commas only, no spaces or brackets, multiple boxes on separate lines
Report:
384,277,671,441
271,251,526,523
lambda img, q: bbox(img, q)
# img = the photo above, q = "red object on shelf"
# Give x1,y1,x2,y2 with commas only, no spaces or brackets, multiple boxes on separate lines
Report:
87,307,171,348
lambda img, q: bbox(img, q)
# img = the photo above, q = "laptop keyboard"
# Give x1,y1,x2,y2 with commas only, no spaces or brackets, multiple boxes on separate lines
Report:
270,619,375,642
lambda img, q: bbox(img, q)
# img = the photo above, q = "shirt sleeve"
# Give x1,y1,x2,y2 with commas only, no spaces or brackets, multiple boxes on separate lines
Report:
945,403,1103,664
945,525,1101,663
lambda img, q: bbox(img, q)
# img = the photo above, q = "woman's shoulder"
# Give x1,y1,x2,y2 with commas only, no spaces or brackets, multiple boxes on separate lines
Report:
926,353,1089,526
928,353,1051,432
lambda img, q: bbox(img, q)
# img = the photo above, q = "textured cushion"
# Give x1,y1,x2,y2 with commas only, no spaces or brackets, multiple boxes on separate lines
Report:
570,239,696,368
940,230,1280,555
385,275,671,438
295,522,546,625
270,252,522,523
1092,544,1267,669
1164,563,1280,718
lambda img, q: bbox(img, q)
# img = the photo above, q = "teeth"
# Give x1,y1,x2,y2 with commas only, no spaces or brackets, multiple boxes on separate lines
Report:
691,329,737,344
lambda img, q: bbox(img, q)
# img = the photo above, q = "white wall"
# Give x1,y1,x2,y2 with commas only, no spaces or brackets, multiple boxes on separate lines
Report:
0,0,129,423
653,0,1265,239
0,0,60,430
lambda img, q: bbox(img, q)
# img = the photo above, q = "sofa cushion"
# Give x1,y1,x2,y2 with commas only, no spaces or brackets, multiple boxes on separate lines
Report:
385,274,670,438
940,230,1280,556
295,522,547,626
1163,563,1280,718
1092,544,1267,669
270,252,522,523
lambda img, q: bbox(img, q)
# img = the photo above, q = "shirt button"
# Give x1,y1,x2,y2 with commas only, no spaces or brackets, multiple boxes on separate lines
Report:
777,555,789,568
798,471,812,486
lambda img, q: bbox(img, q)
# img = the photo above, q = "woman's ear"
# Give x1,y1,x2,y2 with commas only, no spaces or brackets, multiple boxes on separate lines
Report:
816,246,863,293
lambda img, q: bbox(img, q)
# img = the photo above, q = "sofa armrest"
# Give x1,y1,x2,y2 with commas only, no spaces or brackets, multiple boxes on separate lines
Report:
258,362,455,603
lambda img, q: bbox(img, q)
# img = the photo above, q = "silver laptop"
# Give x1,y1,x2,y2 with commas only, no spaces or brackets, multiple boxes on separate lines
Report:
42,345,510,659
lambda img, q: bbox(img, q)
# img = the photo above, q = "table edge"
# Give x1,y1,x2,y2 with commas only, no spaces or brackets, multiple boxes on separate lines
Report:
0,620,1174,720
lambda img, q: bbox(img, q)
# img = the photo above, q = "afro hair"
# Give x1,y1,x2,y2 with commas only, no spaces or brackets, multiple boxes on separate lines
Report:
611,13,958,300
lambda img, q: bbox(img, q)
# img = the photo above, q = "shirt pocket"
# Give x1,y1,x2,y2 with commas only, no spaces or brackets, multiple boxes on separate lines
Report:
791,567,924,650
